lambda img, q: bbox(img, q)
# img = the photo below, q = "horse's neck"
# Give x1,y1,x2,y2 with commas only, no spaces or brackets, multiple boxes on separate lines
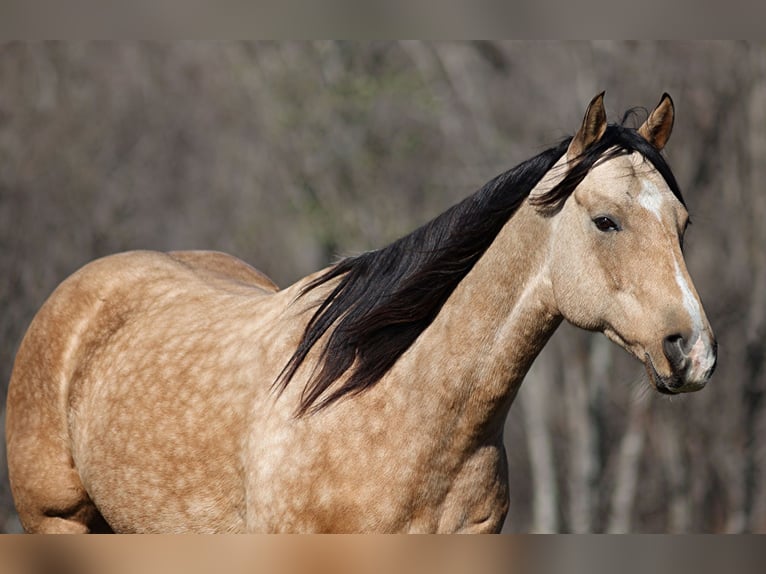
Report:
399,200,561,434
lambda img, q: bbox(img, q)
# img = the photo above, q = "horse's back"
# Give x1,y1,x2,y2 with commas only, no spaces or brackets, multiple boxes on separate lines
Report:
167,250,280,293
5,250,280,533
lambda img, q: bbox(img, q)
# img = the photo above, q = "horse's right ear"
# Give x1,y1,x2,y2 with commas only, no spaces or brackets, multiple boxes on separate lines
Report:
567,92,607,161
638,93,674,151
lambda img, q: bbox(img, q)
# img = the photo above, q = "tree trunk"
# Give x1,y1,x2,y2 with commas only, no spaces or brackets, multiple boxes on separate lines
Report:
521,347,560,533
607,399,648,533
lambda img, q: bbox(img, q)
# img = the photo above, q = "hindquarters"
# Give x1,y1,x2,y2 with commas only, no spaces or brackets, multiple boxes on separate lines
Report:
6,250,282,533
5,261,116,533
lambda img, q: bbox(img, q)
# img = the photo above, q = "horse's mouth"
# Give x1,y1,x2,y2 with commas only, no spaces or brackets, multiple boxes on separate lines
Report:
643,353,682,395
605,329,682,394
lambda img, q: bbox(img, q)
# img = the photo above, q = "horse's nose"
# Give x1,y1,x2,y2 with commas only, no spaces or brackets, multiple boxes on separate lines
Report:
663,333,690,373
663,332,717,389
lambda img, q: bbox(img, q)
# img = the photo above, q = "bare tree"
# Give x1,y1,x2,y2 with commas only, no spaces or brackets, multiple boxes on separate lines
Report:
521,347,560,533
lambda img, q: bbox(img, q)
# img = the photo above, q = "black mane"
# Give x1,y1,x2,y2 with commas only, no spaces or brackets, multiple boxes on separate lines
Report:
275,122,684,415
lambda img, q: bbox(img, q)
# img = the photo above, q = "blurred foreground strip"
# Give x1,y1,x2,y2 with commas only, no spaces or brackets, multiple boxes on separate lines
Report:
2,535,766,574
0,535,517,574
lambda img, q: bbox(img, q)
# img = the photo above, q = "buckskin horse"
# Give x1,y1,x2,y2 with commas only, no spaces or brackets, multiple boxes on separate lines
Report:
6,93,717,533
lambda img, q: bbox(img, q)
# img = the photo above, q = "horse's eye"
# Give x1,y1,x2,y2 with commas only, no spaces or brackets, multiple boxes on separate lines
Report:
593,216,620,232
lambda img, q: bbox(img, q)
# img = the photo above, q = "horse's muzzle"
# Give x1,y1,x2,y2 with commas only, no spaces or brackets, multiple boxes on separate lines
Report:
652,332,718,393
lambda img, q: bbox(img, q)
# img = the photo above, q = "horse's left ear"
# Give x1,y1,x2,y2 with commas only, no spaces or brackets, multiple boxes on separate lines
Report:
638,93,675,151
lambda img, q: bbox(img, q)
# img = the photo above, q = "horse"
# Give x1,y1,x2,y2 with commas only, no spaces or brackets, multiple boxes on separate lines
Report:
5,92,717,533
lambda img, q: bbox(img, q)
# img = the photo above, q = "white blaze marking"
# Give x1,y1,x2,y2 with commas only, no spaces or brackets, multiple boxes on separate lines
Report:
690,336,715,374
638,179,664,220
674,259,716,378
638,174,716,381
674,259,703,335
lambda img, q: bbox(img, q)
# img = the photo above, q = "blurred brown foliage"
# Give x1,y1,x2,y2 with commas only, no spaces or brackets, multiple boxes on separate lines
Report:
1,41,764,533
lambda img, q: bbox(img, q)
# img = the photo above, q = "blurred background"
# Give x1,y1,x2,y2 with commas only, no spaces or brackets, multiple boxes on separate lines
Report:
0,41,764,533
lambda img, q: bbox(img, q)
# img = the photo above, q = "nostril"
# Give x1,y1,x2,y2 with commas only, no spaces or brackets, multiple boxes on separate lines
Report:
664,333,685,350
663,333,688,371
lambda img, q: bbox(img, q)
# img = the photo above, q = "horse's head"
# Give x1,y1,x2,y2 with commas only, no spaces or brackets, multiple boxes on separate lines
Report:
543,93,717,394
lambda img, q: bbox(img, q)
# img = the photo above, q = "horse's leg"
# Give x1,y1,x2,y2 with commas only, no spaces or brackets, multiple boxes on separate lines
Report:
6,284,113,534
7,416,112,533
6,389,113,533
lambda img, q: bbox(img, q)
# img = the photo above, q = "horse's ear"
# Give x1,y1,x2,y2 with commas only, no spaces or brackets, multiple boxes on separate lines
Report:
638,93,674,151
568,91,607,161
